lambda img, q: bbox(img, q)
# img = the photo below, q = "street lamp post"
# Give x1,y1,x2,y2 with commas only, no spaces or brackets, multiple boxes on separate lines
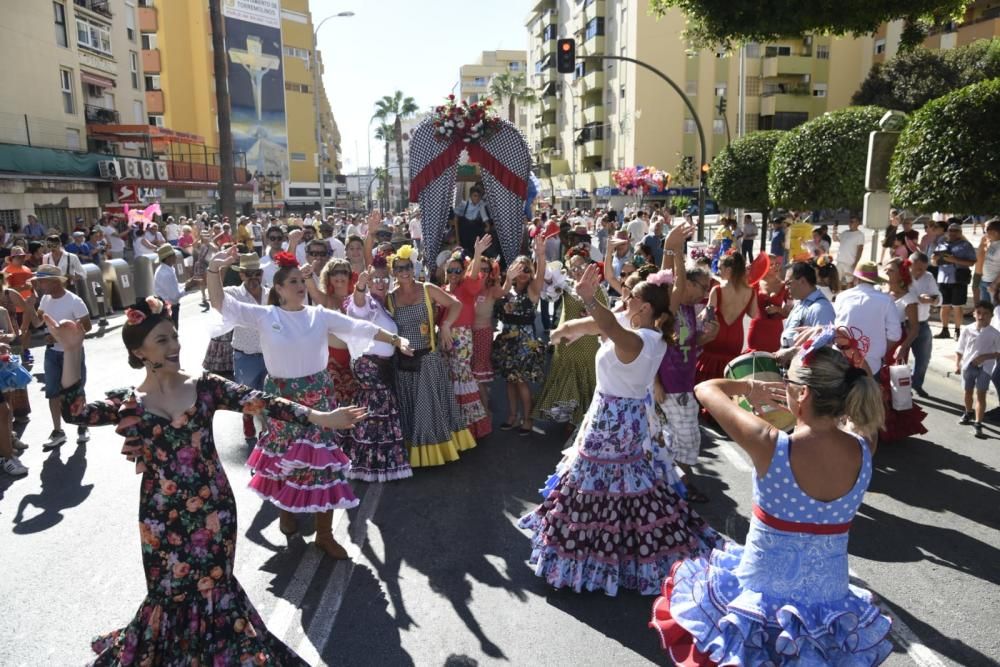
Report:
366,115,376,212
312,11,354,220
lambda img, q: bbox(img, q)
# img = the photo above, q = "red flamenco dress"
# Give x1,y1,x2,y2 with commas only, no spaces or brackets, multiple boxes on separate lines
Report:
745,286,788,353
878,343,928,443
694,287,754,384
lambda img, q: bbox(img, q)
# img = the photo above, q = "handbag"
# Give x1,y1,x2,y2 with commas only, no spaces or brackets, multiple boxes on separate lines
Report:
888,364,913,411
387,285,436,372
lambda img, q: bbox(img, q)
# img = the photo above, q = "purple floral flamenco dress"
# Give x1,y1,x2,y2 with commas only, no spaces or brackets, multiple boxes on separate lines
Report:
519,326,720,596
61,373,308,666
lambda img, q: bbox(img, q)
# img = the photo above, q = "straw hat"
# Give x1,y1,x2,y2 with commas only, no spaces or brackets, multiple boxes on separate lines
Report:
230,253,261,273
853,260,886,285
156,244,175,261
29,264,66,282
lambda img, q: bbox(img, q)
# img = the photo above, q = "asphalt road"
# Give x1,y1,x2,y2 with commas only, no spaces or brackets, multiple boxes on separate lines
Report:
1,294,998,666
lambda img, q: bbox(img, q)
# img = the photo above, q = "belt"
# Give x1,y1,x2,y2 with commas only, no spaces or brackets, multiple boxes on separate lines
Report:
233,349,263,356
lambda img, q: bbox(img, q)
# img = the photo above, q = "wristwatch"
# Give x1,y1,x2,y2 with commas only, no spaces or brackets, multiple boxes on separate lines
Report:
665,250,676,256
390,334,400,347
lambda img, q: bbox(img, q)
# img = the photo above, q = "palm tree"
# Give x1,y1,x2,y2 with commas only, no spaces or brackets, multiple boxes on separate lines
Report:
373,123,394,213
488,71,537,124
373,91,419,211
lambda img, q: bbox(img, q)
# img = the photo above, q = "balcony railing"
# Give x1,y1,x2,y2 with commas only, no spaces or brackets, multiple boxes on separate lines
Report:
84,104,119,124
74,0,112,18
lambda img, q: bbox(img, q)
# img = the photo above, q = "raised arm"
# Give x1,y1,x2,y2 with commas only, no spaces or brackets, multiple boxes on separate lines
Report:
527,233,546,303
300,263,327,307
363,211,381,265
664,222,694,313
206,247,239,312
44,313,122,426
695,378,782,476
576,263,643,363
466,234,491,281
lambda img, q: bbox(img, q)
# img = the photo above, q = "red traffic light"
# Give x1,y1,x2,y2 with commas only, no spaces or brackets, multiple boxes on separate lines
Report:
561,42,572,52
556,38,576,74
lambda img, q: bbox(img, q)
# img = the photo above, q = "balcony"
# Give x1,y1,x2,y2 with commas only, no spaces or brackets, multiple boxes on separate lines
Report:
142,48,161,73
146,90,164,114
760,93,818,116
580,139,604,159
577,69,604,94
539,123,556,140
138,6,158,32
84,104,119,125
539,94,558,113
582,0,606,20
74,0,112,19
762,55,813,78
579,35,605,57
537,38,557,57
578,104,605,125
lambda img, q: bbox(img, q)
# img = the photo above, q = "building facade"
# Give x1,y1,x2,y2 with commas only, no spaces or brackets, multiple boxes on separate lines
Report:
524,0,875,206
459,50,531,137
0,0,147,230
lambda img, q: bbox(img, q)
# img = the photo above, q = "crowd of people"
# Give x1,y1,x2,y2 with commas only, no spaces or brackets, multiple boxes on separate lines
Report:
2,197,996,666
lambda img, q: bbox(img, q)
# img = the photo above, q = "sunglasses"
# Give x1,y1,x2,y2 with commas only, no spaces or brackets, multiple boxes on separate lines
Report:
330,269,351,277
267,235,283,242
521,266,532,274
242,270,263,278
446,268,464,275
371,276,391,284
393,263,413,273
46,241,61,247
308,251,328,258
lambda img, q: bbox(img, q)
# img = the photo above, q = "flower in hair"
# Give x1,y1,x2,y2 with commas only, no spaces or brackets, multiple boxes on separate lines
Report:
145,296,164,315
395,245,414,261
834,326,870,369
273,251,299,269
125,308,146,326
815,254,831,268
646,270,674,287
898,259,913,287
798,325,835,365
371,254,388,269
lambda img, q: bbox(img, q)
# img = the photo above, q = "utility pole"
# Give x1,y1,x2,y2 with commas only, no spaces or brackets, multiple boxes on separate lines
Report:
208,0,235,220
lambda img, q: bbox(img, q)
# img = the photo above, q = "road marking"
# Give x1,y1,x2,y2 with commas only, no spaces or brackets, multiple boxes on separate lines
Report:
847,567,946,667
292,483,385,662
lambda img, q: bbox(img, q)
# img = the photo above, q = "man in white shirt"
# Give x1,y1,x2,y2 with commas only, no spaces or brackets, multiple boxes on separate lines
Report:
226,253,268,444
163,216,181,245
323,220,346,259
100,218,127,259
409,215,423,251
740,214,758,262
42,234,86,290
955,301,1000,437
33,264,92,450
154,244,183,329
906,252,942,397
135,222,164,257
626,212,648,245
834,214,866,287
259,227,290,288
833,261,901,374
250,218,264,256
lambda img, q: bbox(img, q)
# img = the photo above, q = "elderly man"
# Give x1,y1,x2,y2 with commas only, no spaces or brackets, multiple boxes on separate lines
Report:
834,261,902,374
779,262,836,350
933,221,977,340
226,253,268,445
907,252,942,397
640,217,667,267
22,215,45,241
153,244,182,328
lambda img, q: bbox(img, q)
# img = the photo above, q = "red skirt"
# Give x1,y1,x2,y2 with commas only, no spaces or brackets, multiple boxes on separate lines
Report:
327,347,358,407
471,327,494,384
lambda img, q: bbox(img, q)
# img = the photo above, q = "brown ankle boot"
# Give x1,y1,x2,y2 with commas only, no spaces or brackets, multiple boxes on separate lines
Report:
313,511,349,560
278,510,298,537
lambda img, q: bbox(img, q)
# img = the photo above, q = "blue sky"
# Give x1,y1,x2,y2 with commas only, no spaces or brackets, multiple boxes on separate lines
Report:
309,0,529,172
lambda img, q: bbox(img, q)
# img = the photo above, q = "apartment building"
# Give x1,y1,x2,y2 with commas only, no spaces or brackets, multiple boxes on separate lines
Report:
524,0,874,205
459,50,531,136
872,0,1000,64
0,0,147,230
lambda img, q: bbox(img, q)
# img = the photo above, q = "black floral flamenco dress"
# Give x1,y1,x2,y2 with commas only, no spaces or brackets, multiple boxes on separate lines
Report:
62,373,309,666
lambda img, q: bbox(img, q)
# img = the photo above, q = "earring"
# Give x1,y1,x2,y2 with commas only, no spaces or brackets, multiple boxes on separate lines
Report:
629,315,641,329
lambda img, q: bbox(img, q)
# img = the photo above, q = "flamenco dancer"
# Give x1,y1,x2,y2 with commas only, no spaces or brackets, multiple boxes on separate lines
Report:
313,257,360,407
207,249,412,559
881,258,928,442
343,254,412,482
650,340,892,665
50,296,367,665
442,235,494,439
519,264,720,596
532,245,608,429
471,256,505,418
387,245,476,466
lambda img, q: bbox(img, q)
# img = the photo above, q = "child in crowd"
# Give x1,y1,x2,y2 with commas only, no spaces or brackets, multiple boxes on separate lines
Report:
956,301,1000,438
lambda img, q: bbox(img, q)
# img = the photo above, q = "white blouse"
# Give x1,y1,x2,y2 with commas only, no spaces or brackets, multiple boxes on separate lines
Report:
221,297,378,378
595,315,668,399
345,293,398,358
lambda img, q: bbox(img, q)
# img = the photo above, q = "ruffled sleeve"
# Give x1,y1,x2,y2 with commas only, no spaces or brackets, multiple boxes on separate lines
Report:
317,306,378,360
345,293,379,323
60,381,126,427
197,373,312,426
221,293,269,329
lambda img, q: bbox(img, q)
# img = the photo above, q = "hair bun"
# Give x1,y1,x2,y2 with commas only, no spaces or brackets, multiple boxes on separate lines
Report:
273,251,299,269
845,366,868,386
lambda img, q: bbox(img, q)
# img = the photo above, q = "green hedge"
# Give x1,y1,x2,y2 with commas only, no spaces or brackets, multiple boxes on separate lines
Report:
708,131,783,211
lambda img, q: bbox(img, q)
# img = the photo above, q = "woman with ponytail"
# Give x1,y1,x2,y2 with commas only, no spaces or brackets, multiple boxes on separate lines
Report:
50,295,369,664
879,258,928,443
531,244,608,429
694,250,758,383
207,249,412,560
651,339,891,666
519,264,720,596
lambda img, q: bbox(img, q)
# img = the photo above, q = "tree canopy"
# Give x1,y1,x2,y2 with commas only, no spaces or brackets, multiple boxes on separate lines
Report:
853,38,1000,111
708,131,784,211
768,106,887,211
648,0,971,47
889,78,1000,215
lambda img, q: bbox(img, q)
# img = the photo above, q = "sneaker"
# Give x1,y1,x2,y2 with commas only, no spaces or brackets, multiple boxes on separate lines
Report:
974,422,985,438
959,411,974,425
77,426,90,443
1,455,28,476
934,329,952,339
21,350,34,366
12,438,28,453
42,429,67,451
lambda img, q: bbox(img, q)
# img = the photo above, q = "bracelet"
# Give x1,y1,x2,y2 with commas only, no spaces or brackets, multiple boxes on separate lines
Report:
206,269,220,274
583,298,601,311
665,250,676,256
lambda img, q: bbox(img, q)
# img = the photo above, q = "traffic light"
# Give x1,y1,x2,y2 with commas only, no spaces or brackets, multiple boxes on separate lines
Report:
556,39,576,74
717,96,727,115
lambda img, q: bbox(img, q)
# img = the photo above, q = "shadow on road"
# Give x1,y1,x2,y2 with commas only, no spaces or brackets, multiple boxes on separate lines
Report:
11,444,93,533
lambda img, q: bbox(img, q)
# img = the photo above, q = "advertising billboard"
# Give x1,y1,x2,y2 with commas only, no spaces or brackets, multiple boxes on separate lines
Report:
223,0,288,180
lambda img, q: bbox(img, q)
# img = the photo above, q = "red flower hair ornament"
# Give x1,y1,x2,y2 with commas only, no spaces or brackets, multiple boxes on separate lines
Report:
273,251,299,269
798,324,869,369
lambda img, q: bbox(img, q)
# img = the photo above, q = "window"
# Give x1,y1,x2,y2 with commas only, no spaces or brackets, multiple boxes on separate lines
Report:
542,24,557,41
574,61,586,78
141,32,157,50
713,119,725,134
133,100,143,123
144,74,160,90
585,17,605,40
745,42,760,58
683,119,696,134
126,3,136,41
473,76,488,86
685,80,698,95
285,82,310,93
76,17,113,55
508,61,522,72
66,128,81,150
812,83,828,98
620,85,625,99
130,51,140,88
54,2,68,47
283,45,310,60
715,47,729,58
148,114,164,127
59,68,74,114
874,39,886,55
714,83,727,97
745,76,761,96
816,45,830,59
290,152,307,161
764,45,792,57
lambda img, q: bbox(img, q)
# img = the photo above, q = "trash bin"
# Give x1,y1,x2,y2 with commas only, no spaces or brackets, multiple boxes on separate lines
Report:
133,255,156,300
73,263,107,319
106,258,135,310
172,249,190,283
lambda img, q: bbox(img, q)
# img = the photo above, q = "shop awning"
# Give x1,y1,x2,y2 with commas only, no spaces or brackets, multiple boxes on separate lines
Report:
80,71,115,88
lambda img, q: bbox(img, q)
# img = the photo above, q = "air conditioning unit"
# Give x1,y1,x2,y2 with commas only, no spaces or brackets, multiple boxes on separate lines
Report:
803,35,813,46
122,158,140,179
140,160,155,179
98,160,121,180
153,161,169,180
